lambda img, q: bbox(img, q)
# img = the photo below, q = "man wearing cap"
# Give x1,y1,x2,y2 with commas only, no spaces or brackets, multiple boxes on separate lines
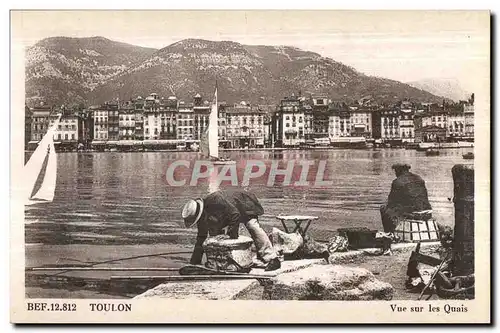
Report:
380,163,432,233
182,189,281,271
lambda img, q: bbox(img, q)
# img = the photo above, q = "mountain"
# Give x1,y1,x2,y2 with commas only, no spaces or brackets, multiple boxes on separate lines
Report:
26,37,443,106
407,78,470,102
25,36,157,107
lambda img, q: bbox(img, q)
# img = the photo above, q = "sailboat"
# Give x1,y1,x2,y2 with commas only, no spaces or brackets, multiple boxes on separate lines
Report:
200,84,235,165
24,113,62,206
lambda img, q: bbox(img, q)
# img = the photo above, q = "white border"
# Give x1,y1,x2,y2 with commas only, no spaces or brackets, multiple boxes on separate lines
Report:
3,1,497,331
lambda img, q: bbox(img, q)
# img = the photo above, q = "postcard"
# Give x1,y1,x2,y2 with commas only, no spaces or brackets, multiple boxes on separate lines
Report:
10,10,490,323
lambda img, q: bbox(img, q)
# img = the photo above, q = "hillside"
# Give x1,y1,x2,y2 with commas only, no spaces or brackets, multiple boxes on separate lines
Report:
25,36,157,106
26,37,443,106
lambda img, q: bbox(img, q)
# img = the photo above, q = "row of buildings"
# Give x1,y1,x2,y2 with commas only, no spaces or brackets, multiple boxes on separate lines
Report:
273,95,475,147
25,92,475,150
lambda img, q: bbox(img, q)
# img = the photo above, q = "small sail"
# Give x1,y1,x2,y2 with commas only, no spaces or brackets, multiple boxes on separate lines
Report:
208,85,219,159
31,140,57,202
24,114,61,205
24,131,52,203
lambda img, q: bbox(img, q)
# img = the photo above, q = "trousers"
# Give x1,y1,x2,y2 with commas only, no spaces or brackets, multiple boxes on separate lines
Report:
380,204,400,233
244,218,278,263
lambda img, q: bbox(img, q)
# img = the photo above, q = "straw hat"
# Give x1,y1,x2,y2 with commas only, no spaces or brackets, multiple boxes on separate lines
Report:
182,199,204,228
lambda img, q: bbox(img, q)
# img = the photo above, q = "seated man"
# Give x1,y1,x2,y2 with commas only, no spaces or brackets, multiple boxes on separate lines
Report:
182,189,281,271
380,163,432,233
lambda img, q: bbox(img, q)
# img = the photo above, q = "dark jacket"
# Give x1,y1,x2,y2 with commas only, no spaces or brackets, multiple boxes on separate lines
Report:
386,171,432,214
190,190,264,264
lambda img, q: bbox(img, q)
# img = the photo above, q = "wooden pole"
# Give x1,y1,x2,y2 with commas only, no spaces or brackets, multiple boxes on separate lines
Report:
26,267,179,272
417,253,450,300
451,164,475,276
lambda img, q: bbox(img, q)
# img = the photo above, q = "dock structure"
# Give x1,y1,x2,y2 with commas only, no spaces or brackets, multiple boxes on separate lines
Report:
134,258,325,300
135,242,441,300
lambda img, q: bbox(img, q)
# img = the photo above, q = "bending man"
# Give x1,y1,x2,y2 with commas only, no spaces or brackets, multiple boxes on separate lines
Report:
182,189,281,271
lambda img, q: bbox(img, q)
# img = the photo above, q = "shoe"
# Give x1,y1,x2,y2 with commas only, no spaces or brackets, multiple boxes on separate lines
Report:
264,258,281,271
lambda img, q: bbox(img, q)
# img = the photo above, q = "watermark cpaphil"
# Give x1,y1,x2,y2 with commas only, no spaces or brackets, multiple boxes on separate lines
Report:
163,159,334,187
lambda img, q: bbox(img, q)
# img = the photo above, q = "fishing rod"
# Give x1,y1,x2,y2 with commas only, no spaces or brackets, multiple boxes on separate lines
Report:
27,267,180,272
28,250,193,276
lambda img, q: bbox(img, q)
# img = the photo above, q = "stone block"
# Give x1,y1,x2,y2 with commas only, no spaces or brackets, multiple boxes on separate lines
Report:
263,264,394,300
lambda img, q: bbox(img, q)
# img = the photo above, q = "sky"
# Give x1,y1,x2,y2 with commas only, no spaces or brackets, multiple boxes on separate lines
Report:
12,10,490,93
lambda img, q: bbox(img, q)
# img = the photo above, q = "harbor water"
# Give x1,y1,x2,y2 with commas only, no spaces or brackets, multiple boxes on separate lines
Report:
25,148,473,246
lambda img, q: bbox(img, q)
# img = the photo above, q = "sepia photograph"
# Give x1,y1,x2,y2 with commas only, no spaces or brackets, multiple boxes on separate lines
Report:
10,9,490,323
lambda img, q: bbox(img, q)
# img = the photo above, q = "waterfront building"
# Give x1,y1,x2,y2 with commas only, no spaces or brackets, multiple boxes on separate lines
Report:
328,101,351,139
399,101,415,143
446,104,466,139
349,106,373,139
94,105,109,141
142,93,178,141
52,113,79,144
225,102,265,148
415,125,447,143
30,103,52,144
422,104,447,129
176,101,194,141
302,102,314,142
311,96,330,140
193,94,210,141
143,94,160,140
134,97,145,141
107,103,120,141
464,94,474,139
119,101,136,140
276,95,306,147
160,96,178,140
30,92,475,150
380,107,401,141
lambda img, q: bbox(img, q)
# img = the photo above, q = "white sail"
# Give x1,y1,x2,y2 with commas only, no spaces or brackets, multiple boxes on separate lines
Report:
24,114,61,205
31,140,57,202
208,86,219,159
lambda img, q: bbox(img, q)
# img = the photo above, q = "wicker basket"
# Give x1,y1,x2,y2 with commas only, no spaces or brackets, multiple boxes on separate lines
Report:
202,236,254,272
394,217,439,243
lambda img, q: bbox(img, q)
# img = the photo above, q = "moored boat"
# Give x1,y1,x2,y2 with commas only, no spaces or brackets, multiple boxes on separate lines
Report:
462,152,474,159
425,148,440,156
458,141,474,148
417,142,435,152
